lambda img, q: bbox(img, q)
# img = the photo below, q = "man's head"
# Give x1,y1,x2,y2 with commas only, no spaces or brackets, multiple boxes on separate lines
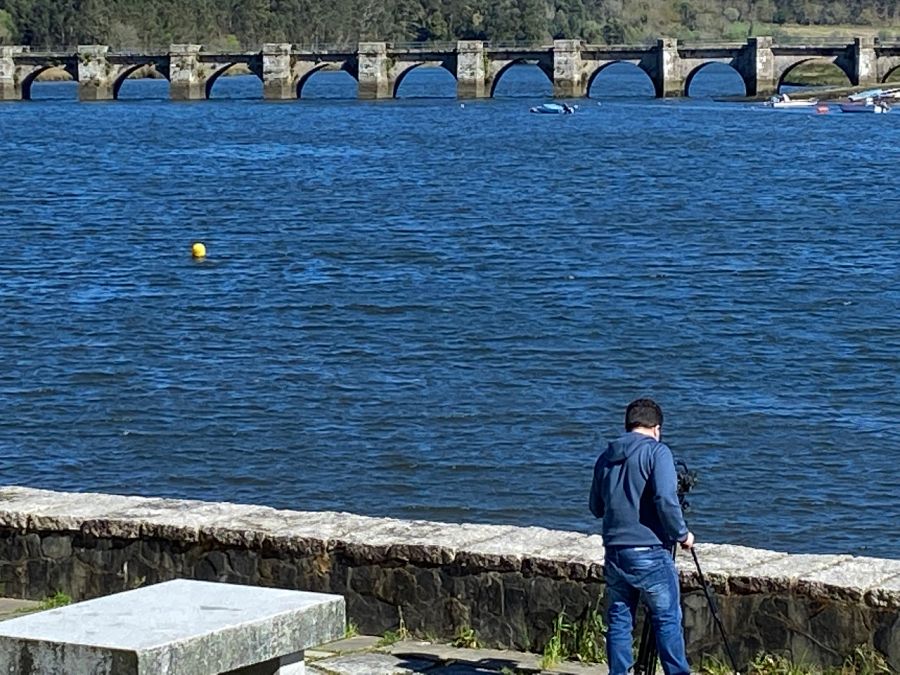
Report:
625,398,663,440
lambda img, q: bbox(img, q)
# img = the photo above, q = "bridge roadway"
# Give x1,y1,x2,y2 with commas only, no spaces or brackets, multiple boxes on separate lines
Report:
2,37,900,102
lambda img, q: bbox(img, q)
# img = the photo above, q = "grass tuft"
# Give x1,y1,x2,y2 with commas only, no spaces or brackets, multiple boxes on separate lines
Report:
376,606,410,647
540,603,607,669
451,624,480,649
38,591,72,611
696,645,892,675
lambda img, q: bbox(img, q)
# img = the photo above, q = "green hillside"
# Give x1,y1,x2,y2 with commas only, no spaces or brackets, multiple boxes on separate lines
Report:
0,0,898,49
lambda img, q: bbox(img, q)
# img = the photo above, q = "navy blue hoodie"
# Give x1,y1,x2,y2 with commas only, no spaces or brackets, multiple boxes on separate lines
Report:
589,431,689,547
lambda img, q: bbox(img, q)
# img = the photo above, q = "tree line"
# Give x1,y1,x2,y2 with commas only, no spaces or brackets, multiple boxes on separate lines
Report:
0,0,898,50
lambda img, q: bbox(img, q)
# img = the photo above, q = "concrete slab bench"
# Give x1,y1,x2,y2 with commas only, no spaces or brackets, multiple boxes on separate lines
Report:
0,579,345,674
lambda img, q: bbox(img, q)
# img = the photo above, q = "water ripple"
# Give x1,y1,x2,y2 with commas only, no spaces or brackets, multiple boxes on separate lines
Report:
1,69,898,558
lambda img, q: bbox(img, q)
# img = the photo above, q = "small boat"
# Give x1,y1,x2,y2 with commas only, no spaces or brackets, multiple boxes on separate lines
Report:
848,88,885,102
765,93,818,108
529,103,575,115
840,98,891,114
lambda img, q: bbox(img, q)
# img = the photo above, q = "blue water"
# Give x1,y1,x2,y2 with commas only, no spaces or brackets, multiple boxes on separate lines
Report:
1,65,898,559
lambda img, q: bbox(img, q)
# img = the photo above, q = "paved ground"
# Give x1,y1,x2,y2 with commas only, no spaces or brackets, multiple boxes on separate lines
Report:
0,598,41,621
309,636,609,674
0,599,608,674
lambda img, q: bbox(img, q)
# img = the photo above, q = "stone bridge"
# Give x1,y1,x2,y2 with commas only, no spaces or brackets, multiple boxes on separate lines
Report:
2,37,899,101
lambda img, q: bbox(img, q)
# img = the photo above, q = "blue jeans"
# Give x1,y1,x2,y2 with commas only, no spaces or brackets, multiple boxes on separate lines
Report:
604,546,690,675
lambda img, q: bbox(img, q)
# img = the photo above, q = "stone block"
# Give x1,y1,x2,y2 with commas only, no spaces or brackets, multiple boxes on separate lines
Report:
731,553,849,595
40,535,72,560
455,525,577,573
0,579,345,674
801,556,900,605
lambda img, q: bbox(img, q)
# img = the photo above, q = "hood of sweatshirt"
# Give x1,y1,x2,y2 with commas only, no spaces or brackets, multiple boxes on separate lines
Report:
605,431,655,463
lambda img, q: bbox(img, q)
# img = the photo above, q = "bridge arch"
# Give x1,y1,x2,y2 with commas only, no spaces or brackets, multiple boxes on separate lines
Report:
776,58,851,92
112,63,167,99
204,63,262,98
489,59,553,97
684,61,747,97
586,61,655,98
19,64,77,100
392,62,457,98
882,62,900,84
296,61,358,98
297,63,331,97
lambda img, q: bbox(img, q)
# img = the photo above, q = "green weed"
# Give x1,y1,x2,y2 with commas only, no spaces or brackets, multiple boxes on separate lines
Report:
540,612,571,669
837,645,891,675
696,645,892,675
376,607,410,647
540,604,607,669
451,624,480,649
38,591,72,611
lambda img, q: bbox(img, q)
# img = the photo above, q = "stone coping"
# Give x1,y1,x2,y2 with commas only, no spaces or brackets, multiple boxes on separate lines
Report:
0,579,345,674
0,486,898,608
0,580,342,649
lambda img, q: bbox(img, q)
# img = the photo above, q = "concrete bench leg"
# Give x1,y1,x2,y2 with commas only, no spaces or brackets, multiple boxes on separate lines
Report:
225,651,304,675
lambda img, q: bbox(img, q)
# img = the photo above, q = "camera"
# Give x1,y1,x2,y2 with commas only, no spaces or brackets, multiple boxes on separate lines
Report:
675,460,696,509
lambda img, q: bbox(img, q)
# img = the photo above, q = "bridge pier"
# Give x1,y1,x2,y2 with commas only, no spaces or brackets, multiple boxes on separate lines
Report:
263,43,296,99
740,36,777,97
76,45,115,101
456,41,486,98
656,38,684,97
854,36,878,86
553,39,587,98
358,42,392,99
170,44,205,100
0,47,19,100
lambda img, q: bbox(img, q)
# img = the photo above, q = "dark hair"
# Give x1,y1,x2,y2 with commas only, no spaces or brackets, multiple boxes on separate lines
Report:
625,398,663,431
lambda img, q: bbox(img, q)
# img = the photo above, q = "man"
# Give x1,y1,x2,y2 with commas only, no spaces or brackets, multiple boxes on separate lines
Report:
589,398,694,675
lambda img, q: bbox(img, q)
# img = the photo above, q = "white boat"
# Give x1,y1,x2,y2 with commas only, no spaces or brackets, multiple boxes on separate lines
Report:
848,88,885,102
529,102,575,115
766,93,818,108
840,98,891,114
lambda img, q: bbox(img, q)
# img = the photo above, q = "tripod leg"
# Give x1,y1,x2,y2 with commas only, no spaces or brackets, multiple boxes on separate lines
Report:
690,548,740,673
634,604,657,675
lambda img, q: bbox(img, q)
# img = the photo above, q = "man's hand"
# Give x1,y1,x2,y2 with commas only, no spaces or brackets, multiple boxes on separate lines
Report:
679,531,695,550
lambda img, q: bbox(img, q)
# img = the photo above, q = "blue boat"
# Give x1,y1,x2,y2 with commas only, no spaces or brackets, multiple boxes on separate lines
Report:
840,99,891,113
529,103,574,114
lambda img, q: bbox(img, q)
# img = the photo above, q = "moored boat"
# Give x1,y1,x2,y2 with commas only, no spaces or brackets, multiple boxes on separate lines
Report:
765,93,818,108
848,88,885,102
529,102,575,114
840,98,891,114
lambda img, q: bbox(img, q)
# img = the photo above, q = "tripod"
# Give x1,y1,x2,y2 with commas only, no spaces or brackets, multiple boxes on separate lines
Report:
634,545,740,674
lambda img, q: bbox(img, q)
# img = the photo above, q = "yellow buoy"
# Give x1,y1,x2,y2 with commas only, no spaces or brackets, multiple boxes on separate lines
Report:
191,242,206,259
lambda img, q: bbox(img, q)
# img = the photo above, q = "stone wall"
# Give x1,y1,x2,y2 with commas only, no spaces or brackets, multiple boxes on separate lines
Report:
0,487,896,671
